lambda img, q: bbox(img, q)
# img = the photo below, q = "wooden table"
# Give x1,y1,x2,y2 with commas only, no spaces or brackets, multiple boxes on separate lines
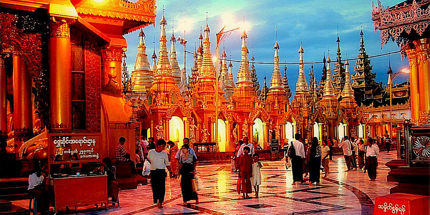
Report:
52,175,107,212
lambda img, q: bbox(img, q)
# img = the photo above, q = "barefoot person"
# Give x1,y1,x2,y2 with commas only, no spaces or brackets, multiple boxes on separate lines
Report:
179,144,198,205
321,140,330,177
238,146,253,198
366,138,379,181
251,154,262,198
148,139,171,208
290,133,306,185
309,137,321,185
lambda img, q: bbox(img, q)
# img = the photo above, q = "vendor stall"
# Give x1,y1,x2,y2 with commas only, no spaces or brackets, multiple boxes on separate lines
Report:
48,133,107,213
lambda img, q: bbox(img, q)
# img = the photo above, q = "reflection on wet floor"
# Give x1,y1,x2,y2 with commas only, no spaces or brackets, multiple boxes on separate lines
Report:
12,152,398,214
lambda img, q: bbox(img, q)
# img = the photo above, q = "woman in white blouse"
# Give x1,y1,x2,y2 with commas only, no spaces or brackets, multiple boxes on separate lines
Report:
366,138,379,181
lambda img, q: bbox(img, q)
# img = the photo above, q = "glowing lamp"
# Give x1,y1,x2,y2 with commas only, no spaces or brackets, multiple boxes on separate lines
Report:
401,67,410,74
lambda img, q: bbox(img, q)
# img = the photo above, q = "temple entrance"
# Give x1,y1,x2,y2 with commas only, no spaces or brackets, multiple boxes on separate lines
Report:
338,122,346,141
313,122,320,141
285,121,294,144
169,116,184,148
252,118,264,149
217,119,227,152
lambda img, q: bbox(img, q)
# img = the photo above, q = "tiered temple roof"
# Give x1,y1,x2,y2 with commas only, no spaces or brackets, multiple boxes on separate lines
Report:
332,36,345,97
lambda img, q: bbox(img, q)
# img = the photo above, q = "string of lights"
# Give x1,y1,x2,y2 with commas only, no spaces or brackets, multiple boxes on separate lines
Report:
184,50,401,65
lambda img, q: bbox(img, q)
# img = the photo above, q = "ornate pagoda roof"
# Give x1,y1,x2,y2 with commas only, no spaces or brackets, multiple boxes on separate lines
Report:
72,0,156,34
372,0,430,46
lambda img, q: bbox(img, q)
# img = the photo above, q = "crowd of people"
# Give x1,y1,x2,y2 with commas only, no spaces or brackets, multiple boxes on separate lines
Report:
24,132,391,213
283,133,386,186
114,137,199,208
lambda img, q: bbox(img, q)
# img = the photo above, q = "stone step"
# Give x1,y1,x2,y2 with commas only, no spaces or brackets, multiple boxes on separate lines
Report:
0,200,12,212
0,193,30,201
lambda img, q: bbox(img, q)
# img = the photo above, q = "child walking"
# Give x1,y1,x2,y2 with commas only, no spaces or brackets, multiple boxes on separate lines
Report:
251,154,262,198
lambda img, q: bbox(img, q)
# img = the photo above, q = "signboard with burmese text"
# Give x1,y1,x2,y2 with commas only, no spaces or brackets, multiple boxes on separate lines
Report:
48,133,102,164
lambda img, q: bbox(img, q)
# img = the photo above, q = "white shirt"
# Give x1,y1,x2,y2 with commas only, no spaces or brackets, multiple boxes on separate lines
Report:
292,140,306,158
236,143,255,157
148,149,170,170
339,140,352,156
28,173,44,190
366,144,380,157
322,145,330,159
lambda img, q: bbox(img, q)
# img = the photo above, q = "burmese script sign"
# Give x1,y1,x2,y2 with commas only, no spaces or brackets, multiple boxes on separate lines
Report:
49,133,101,162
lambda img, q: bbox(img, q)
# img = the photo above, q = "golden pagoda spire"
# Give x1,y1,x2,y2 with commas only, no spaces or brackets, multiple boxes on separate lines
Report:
341,60,354,98
155,14,172,77
170,32,181,85
237,30,253,87
151,49,157,72
197,32,204,72
269,41,283,90
131,29,152,93
323,56,335,96
220,51,228,90
199,23,215,78
295,43,308,93
228,60,235,88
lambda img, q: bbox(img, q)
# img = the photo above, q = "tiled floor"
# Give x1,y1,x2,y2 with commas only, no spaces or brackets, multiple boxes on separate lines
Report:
14,152,398,214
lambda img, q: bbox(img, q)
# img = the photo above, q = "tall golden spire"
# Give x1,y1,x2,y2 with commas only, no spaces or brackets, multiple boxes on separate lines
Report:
220,51,228,90
341,60,354,98
155,14,172,77
131,29,152,93
228,61,235,88
323,56,335,96
199,24,215,79
269,41,283,90
170,33,181,85
151,49,157,73
196,32,204,75
237,30,253,87
295,43,308,93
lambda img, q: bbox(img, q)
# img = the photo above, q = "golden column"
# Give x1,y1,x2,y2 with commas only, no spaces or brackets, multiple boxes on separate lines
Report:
415,39,430,122
406,48,419,123
0,57,7,143
13,52,32,151
49,18,72,130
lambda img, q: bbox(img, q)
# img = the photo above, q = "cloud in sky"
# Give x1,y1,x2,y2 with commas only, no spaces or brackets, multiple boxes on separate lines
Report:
124,0,409,98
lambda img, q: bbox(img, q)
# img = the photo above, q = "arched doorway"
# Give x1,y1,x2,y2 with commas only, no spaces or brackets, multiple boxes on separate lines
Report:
169,116,184,148
313,122,320,141
338,122,346,141
358,123,364,139
217,119,227,152
285,121,294,144
253,118,264,149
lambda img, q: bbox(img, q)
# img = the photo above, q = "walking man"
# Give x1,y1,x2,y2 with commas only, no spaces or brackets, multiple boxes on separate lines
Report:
338,136,353,171
148,139,171,208
366,138,379,181
290,133,306,185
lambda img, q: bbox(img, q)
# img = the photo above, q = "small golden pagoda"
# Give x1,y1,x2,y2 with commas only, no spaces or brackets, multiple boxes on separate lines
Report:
340,60,359,137
231,30,260,143
265,41,289,141
147,15,187,142
131,30,153,94
290,44,312,139
319,56,339,138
